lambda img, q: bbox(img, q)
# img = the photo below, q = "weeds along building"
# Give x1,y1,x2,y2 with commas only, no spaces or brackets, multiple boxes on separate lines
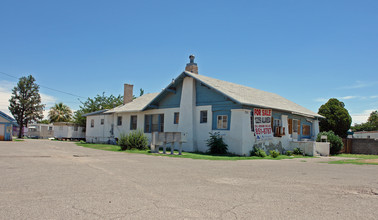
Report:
84,55,326,156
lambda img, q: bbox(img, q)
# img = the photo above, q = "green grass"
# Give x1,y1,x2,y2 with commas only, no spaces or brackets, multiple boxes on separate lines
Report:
75,143,312,161
13,139,24,142
328,154,378,165
335,154,378,159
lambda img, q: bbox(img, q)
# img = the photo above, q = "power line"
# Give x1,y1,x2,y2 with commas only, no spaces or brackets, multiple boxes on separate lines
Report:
0,71,87,99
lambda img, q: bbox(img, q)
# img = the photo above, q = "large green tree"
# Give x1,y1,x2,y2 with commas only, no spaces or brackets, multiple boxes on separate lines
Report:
352,110,378,131
9,75,45,137
48,102,72,123
73,93,124,127
73,89,145,127
318,98,352,138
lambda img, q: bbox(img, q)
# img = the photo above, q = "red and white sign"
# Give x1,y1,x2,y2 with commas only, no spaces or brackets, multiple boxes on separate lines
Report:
254,108,273,140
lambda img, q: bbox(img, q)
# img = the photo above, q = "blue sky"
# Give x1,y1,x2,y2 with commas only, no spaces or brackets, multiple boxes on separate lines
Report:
0,0,377,124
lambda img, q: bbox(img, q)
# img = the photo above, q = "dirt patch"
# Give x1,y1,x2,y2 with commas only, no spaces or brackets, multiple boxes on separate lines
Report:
359,159,378,164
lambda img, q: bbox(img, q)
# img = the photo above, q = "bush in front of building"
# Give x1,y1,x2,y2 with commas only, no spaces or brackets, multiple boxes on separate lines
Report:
316,131,343,155
269,150,280,158
250,146,267,157
206,132,228,155
118,129,148,151
285,150,293,156
293,148,303,155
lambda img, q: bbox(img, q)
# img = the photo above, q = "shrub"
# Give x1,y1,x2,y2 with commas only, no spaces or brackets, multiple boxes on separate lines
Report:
250,146,267,157
316,131,343,155
79,140,86,144
293,148,303,155
285,150,293,156
118,129,148,151
206,132,228,155
269,150,280,158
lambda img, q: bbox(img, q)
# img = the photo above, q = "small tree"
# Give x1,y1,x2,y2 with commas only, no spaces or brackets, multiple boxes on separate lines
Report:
316,131,343,155
9,75,45,138
318,98,352,138
48,102,72,123
206,132,228,155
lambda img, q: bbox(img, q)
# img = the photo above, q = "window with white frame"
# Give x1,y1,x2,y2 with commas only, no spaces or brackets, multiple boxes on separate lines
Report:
217,115,228,129
130,115,137,130
273,118,282,136
250,112,254,131
293,119,299,133
117,116,122,126
174,112,179,124
200,110,207,123
91,119,94,128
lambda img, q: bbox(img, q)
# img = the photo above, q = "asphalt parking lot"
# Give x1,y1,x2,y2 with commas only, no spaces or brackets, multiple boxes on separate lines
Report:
0,139,377,219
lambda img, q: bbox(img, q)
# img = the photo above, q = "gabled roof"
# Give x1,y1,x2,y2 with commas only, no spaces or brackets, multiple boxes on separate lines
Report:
183,71,323,118
0,111,17,124
106,93,159,113
142,71,322,118
95,71,322,118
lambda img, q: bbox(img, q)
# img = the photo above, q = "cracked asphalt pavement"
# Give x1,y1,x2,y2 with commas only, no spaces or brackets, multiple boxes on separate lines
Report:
0,139,377,219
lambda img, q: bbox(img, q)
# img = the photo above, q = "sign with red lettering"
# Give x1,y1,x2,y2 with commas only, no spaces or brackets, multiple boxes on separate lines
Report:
254,108,273,140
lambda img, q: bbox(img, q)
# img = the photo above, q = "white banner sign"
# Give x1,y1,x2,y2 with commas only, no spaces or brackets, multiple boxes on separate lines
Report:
254,108,273,140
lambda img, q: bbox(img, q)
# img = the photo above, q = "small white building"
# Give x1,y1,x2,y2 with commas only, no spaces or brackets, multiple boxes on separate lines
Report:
85,55,328,156
53,122,85,140
353,131,378,139
27,124,54,139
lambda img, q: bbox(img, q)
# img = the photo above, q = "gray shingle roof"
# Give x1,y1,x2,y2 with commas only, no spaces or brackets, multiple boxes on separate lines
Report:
184,71,323,118
82,109,109,117
106,93,159,113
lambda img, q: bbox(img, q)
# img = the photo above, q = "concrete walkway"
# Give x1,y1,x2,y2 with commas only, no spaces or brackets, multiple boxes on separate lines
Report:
0,139,377,219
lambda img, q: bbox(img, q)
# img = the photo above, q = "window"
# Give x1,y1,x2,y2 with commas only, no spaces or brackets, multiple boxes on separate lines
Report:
117,116,122,126
249,111,254,131
74,126,78,131
174,112,179,124
293,119,300,133
200,110,207,123
302,125,310,136
288,118,293,134
130,115,137,130
144,114,164,133
91,119,94,128
48,126,53,131
273,119,281,136
217,115,228,129
101,119,104,125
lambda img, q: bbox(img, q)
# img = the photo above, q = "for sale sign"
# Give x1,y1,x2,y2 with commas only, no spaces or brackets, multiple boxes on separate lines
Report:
254,108,273,140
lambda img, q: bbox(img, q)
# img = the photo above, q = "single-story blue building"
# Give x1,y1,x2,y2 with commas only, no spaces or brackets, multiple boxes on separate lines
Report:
85,55,329,156
0,111,17,141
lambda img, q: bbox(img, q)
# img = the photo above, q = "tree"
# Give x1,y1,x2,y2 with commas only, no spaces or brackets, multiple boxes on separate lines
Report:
48,102,72,123
9,75,45,138
318,98,351,138
74,88,145,127
38,119,50,124
367,110,378,129
352,110,378,131
73,93,124,127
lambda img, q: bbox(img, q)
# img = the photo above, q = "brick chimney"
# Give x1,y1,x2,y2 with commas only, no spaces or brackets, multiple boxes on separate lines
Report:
123,84,134,104
185,55,198,74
